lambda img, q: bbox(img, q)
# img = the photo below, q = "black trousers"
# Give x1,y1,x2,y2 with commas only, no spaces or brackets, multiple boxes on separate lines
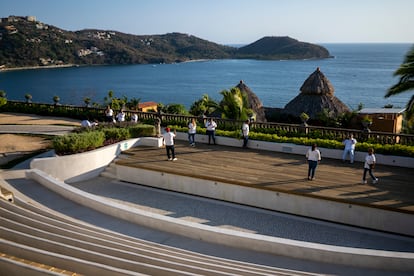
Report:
165,145,175,159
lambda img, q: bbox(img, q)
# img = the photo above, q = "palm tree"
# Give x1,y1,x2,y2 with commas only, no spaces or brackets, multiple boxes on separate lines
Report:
386,46,414,120
53,95,60,106
189,94,218,116
219,87,251,120
24,93,32,103
83,97,91,107
127,97,141,110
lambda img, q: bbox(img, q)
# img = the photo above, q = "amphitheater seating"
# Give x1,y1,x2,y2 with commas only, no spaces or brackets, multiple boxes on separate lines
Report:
0,195,312,276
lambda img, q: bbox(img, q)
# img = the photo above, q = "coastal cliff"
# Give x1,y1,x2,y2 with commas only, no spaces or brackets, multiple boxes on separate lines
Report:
0,16,331,69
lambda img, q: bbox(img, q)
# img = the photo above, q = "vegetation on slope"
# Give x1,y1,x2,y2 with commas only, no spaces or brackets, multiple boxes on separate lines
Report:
0,16,331,69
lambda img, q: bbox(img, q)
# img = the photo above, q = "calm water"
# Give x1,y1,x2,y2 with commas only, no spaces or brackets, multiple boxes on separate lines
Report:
0,43,412,110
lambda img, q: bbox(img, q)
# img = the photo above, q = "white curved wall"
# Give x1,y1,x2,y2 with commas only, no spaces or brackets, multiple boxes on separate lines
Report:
30,137,162,183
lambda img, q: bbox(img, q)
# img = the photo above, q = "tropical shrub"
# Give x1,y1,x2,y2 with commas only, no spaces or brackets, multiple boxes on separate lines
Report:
128,124,156,137
53,131,106,155
54,123,156,155
102,127,131,143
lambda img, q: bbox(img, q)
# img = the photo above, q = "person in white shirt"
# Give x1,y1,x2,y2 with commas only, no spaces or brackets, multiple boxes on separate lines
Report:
342,134,357,163
241,120,250,148
105,105,114,122
188,118,197,146
362,148,378,184
205,118,217,145
81,119,92,128
81,118,98,128
116,110,125,122
162,127,177,161
305,144,321,180
131,113,138,123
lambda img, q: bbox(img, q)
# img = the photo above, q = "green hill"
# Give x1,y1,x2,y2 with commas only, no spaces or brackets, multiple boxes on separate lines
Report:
0,16,331,69
236,36,331,60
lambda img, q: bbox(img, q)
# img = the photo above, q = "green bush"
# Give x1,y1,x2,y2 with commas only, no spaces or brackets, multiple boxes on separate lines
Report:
53,131,106,155
0,97,7,107
103,127,131,142
128,124,156,137
54,123,156,155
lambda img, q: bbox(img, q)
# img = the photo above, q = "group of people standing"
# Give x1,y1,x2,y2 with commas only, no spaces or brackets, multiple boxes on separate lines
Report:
305,134,378,184
162,117,247,161
104,105,138,123
187,117,250,147
163,117,378,185
161,117,216,162
186,117,218,146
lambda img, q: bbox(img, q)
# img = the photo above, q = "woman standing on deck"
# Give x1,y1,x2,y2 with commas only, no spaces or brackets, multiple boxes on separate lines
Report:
306,144,321,180
188,118,197,147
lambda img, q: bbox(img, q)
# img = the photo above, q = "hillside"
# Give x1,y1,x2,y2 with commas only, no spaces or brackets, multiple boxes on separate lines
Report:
0,16,331,69
237,36,331,60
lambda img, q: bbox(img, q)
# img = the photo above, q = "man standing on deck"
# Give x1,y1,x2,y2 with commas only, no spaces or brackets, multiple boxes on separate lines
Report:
162,127,177,161
241,120,250,148
205,118,217,145
342,134,357,163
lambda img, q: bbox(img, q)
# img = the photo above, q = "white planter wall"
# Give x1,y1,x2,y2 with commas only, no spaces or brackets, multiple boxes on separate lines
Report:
30,137,162,183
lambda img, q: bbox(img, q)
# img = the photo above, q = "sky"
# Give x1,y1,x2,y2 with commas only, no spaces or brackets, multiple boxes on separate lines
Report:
1,0,413,44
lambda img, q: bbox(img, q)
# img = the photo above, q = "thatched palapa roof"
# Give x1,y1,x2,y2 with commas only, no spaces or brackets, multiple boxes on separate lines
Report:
283,67,350,118
236,80,267,122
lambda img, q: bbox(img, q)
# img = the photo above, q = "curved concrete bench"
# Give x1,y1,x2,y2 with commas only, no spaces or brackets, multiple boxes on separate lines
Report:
0,198,293,276
26,169,414,272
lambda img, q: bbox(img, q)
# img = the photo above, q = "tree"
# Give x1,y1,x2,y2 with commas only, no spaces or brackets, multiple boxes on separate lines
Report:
161,103,188,115
219,87,251,121
189,94,219,116
103,90,126,111
83,97,91,107
386,46,414,121
0,90,6,107
24,93,32,103
127,97,141,110
53,95,60,106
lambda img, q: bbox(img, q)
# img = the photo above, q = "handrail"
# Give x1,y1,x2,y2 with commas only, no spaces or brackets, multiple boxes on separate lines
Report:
2,100,413,145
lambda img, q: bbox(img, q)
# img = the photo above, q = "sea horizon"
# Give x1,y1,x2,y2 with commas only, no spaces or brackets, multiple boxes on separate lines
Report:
0,43,412,111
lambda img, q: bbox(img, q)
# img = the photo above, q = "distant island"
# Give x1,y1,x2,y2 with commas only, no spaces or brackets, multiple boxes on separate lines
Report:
0,15,332,70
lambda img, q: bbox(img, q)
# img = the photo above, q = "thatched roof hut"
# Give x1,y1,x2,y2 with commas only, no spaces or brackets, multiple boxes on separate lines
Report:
236,80,267,122
283,67,350,119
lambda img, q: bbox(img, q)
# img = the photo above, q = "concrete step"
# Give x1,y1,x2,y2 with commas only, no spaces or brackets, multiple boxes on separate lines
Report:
0,239,144,276
0,199,313,276
0,221,202,276
0,251,81,276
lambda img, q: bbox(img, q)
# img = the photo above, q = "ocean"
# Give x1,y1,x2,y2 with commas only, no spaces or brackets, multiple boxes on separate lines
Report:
0,43,412,111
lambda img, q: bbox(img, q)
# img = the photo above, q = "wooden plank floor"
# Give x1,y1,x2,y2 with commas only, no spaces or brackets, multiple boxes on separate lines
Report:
116,140,414,214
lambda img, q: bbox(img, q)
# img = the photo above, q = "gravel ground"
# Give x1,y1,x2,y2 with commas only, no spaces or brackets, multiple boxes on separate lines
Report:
0,113,79,163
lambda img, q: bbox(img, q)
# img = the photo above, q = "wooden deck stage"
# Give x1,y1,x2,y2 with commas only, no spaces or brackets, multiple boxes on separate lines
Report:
116,140,414,214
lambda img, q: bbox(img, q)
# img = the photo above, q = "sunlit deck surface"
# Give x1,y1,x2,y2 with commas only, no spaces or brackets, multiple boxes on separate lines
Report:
116,140,414,214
